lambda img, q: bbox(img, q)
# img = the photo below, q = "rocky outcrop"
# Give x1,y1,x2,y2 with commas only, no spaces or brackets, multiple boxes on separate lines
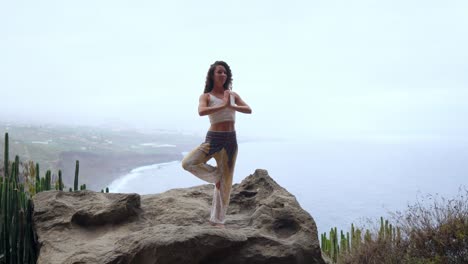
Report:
33,169,325,264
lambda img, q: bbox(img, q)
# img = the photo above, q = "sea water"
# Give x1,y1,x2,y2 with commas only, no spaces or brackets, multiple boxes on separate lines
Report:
109,138,468,235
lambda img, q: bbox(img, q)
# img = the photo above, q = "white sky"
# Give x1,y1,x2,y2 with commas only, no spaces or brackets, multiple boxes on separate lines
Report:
1,0,467,140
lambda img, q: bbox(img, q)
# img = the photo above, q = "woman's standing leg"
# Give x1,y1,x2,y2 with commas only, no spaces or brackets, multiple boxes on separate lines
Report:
209,146,238,224
182,131,238,225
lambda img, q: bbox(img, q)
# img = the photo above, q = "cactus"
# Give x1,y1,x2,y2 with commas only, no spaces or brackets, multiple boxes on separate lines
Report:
58,170,63,191
11,220,19,263
18,209,25,263
334,227,339,257
44,170,48,191
385,219,389,240
26,199,36,263
35,163,40,194
388,223,393,241
45,170,51,191
346,231,350,252
364,229,372,243
351,223,356,251
14,155,20,183
321,233,325,252
328,228,334,261
2,172,11,263
10,160,16,184
321,232,331,257
340,230,346,254
379,216,384,240
48,170,52,190
4,132,9,177
74,160,79,191
326,227,340,263
40,177,45,192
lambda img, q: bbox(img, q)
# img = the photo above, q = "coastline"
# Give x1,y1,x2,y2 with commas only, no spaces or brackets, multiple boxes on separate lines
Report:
57,151,185,191
108,160,180,192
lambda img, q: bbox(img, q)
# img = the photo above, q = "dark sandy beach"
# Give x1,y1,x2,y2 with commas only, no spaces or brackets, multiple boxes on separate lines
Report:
56,147,191,191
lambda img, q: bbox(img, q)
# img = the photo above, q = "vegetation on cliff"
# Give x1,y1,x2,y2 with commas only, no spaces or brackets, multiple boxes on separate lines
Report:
1,133,89,263
322,188,468,263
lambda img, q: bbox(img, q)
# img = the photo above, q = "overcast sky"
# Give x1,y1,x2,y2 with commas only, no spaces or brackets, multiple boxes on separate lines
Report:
1,0,467,140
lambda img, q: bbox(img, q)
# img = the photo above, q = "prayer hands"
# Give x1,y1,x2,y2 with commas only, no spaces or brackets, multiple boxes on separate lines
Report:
223,90,232,108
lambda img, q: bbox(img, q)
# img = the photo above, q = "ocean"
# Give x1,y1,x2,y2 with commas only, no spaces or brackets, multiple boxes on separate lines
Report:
109,138,468,235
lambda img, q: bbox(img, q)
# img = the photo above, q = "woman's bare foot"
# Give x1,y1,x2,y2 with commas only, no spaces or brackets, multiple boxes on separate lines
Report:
209,221,225,228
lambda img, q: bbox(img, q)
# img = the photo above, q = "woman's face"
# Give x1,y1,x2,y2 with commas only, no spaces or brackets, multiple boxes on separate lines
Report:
212,65,227,87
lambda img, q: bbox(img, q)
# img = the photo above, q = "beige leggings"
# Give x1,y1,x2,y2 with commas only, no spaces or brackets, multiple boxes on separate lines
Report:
181,131,238,224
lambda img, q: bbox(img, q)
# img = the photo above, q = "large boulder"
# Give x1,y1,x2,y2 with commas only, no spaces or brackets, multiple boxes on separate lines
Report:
33,169,325,264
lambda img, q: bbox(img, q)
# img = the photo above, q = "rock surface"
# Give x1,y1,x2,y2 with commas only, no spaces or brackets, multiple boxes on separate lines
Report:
33,169,325,264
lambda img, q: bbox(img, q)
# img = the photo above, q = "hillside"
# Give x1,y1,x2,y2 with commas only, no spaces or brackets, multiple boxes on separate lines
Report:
0,122,201,190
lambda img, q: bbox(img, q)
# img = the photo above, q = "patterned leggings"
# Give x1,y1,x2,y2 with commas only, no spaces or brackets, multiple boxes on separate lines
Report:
181,131,238,224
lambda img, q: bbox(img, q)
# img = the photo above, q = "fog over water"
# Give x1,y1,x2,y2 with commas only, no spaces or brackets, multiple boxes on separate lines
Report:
1,1,468,140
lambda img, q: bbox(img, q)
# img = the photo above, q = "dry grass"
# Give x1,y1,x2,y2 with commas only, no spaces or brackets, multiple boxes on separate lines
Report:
333,187,468,264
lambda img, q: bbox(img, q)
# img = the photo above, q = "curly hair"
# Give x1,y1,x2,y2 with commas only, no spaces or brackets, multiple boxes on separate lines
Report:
204,61,233,93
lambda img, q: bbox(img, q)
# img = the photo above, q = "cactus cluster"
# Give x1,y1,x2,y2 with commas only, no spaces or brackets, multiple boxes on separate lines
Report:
378,216,401,244
1,132,91,263
321,217,402,263
1,133,36,263
321,227,340,262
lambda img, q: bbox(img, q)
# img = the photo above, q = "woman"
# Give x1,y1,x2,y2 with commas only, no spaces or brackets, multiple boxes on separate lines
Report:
182,61,252,227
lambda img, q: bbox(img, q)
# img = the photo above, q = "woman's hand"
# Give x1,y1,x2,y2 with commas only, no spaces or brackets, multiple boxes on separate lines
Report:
198,92,229,116
223,90,232,107
229,92,252,114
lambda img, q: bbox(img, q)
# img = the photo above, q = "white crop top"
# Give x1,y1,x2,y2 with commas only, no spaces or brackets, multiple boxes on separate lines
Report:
208,93,236,124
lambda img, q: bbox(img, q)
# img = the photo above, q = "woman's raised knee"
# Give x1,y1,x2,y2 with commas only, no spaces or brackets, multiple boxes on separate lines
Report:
181,159,189,171
181,156,193,171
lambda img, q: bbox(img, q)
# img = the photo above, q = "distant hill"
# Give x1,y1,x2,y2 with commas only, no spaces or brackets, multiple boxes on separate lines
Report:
1,122,201,190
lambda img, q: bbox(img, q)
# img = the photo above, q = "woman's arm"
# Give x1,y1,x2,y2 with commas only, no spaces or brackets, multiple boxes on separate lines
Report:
231,92,252,114
198,92,229,116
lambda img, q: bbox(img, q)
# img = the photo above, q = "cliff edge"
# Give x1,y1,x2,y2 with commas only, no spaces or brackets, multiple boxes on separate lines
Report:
33,169,325,264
